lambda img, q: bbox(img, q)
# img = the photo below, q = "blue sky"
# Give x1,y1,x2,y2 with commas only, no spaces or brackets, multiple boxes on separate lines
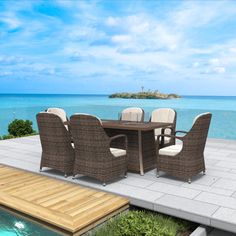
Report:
0,0,236,95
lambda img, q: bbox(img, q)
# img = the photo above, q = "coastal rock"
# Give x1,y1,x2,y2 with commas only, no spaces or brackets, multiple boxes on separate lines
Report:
109,91,181,99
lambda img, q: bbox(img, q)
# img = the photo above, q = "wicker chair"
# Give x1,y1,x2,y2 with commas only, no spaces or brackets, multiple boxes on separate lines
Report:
150,108,177,148
156,112,212,183
36,112,74,177
46,107,70,129
120,107,144,122
70,114,128,186
46,108,67,122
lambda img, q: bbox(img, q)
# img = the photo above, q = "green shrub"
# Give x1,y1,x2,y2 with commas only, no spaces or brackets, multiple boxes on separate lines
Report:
1,135,15,140
8,119,35,137
93,210,195,236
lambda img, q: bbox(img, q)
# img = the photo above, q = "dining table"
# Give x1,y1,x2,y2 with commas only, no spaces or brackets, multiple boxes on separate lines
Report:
102,120,172,175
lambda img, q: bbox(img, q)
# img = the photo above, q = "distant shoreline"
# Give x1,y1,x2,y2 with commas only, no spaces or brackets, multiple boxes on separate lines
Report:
0,93,236,98
0,94,236,139
109,91,181,99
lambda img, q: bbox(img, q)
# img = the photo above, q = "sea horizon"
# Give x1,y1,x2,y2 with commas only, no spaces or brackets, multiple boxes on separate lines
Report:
0,94,236,140
1,93,236,98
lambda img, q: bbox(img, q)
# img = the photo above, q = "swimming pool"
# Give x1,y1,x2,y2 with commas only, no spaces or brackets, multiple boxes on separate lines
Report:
0,207,62,236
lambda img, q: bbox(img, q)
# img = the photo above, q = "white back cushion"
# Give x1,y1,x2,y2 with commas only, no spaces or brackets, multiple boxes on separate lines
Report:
47,108,67,122
121,107,143,122
151,108,175,136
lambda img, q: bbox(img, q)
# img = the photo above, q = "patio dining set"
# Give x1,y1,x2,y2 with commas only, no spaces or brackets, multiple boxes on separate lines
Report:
36,107,212,186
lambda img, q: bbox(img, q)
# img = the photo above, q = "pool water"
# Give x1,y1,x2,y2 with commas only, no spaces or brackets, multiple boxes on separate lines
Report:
0,208,62,236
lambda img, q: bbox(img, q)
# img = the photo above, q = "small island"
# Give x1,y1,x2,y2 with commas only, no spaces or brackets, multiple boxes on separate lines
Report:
109,89,181,99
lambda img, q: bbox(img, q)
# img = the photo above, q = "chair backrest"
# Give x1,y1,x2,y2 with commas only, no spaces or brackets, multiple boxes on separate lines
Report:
120,107,144,122
151,108,176,136
183,112,212,155
36,112,73,154
46,108,67,123
70,114,110,160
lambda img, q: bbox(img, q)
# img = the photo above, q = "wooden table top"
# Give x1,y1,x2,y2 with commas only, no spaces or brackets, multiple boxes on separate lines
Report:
102,120,172,131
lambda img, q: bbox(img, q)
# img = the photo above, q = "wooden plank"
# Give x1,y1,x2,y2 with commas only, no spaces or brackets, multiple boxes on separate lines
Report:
10,179,55,195
73,197,129,230
56,195,97,213
0,174,37,188
0,170,25,179
34,185,80,204
1,176,43,191
41,187,91,207
0,190,74,230
55,189,102,212
26,185,70,201
75,205,129,235
0,165,129,234
19,180,66,197
50,189,98,211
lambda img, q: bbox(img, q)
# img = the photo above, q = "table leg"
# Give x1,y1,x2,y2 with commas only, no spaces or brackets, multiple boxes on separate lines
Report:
138,130,144,175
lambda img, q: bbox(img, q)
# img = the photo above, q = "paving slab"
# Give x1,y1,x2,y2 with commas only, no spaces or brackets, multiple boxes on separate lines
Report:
154,195,219,225
1,136,236,234
181,183,234,196
146,181,201,199
212,178,236,191
211,207,236,233
195,192,236,209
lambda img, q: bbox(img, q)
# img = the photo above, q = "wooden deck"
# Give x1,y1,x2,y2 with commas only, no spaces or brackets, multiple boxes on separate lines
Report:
0,165,129,235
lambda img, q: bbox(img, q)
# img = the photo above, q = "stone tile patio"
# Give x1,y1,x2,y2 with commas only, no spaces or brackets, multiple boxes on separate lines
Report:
1,135,236,234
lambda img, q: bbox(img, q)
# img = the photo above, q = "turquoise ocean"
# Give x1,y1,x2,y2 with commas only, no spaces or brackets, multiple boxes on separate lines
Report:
0,94,236,140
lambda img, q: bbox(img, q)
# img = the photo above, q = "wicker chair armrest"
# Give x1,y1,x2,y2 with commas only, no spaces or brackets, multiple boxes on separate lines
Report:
161,126,174,133
175,130,188,135
159,127,175,146
157,134,184,141
109,134,128,150
64,121,70,126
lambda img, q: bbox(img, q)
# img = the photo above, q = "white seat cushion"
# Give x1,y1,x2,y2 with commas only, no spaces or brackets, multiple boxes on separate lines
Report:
110,148,126,157
155,135,171,144
159,144,182,156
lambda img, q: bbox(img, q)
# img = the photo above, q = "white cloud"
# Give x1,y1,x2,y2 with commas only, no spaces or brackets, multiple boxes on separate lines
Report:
172,3,218,28
229,47,236,53
213,67,225,74
209,58,220,66
171,1,236,30
106,17,118,26
126,15,149,34
1,0,236,93
0,55,23,65
0,71,12,76
105,14,182,53
193,62,200,68
0,13,21,29
111,34,132,43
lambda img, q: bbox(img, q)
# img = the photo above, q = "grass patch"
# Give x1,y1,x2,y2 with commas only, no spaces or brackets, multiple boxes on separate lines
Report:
92,208,197,236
